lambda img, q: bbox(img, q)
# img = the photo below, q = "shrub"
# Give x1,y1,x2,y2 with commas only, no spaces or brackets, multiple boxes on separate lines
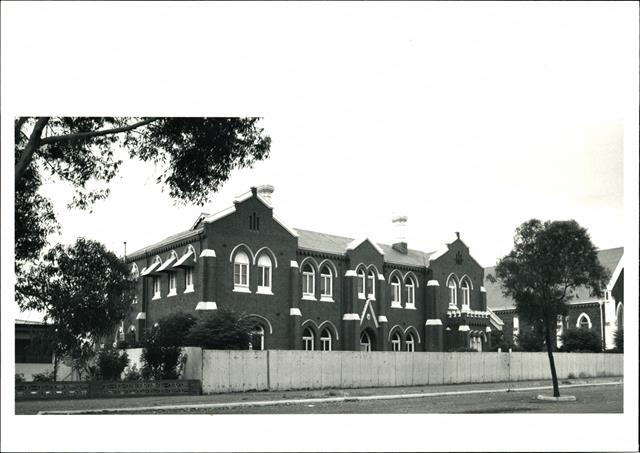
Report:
185,309,254,349
489,331,518,352
141,327,183,380
567,373,576,379
155,312,197,347
516,329,545,352
95,349,129,380
613,327,623,352
560,328,601,353
123,364,142,381
32,370,56,382
453,347,478,352
15,373,25,383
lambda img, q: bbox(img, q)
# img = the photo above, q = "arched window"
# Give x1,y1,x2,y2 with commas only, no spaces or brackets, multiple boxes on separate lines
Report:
152,275,161,299
360,331,372,352
616,303,623,331
302,264,315,298
257,254,272,293
168,272,177,296
577,313,592,330
357,268,366,299
405,332,415,352
184,267,194,292
320,267,333,300
367,270,376,299
233,251,250,291
447,276,458,306
391,275,401,307
405,276,416,308
391,331,402,351
320,329,332,351
302,327,315,351
461,279,470,308
250,325,265,350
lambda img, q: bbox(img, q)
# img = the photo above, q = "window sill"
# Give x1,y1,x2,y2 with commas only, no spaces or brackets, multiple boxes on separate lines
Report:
233,287,251,294
405,304,416,310
390,302,402,309
152,295,161,301
320,296,334,303
184,287,195,294
358,294,366,300
257,288,273,295
302,295,317,301
167,291,177,298
367,295,376,300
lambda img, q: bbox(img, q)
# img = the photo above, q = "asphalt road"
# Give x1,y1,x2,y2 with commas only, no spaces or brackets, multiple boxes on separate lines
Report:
104,383,624,414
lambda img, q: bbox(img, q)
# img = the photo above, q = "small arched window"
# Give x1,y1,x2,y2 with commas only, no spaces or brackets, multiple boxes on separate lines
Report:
233,251,250,290
302,264,315,298
405,276,416,308
357,268,366,299
447,276,458,306
320,267,333,299
320,328,332,351
367,270,376,299
391,275,402,307
391,331,402,352
577,313,591,330
405,332,415,352
461,279,470,308
303,327,315,351
360,331,372,352
257,255,272,293
250,325,265,350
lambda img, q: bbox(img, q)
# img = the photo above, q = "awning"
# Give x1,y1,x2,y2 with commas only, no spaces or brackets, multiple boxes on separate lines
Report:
173,250,195,268
140,260,161,277
155,256,177,273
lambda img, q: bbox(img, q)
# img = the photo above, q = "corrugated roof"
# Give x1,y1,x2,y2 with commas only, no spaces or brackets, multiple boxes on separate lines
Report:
485,247,623,310
294,228,434,268
127,228,204,260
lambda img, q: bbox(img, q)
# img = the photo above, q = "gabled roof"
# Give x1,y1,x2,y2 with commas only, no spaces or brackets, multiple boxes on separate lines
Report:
485,247,624,310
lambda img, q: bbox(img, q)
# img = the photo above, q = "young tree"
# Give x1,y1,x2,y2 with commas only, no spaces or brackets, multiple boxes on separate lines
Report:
14,117,271,306
21,238,136,379
185,309,255,350
494,219,609,397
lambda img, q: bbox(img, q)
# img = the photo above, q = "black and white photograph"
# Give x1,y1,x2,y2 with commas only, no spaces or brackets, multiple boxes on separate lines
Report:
1,2,638,452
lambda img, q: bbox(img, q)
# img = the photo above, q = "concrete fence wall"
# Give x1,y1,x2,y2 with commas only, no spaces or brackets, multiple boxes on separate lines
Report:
199,350,623,394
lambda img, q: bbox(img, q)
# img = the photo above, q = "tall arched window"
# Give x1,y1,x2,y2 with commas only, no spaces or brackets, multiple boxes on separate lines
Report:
391,331,402,351
250,325,265,350
233,251,250,291
616,303,623,331
302,264,315,298
405,332,415,352
320,267,333,300
360,331,372,352
447,276,458,306
461,279,470,308
391,275,402,307
320,329,332,351
257,255,272,293
303,327,315,351
367,270,376,299
357,268,366,299
405,276,416,309
577,313,591,330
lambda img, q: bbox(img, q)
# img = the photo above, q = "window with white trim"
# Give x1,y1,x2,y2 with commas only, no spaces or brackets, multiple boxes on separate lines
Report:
168,272,177,296
391,275,401,307
320,267,333,299
360,331,372,352
391,331,401,351
302,264,315,298
257,254,272,293
303,327,314,351
448,277,458,306
152,276,161,299
320,328,332,351
184,268,194,292
233,251,250,290
357,269,366,299
513,316,520,341
367,270,376,299
405,332,415,352
405,276,415,308
250,325,265,350
577,313,591,330
461,279,470,308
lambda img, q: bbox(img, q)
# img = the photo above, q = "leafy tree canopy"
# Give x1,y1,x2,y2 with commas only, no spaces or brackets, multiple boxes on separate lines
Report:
185,309,256,350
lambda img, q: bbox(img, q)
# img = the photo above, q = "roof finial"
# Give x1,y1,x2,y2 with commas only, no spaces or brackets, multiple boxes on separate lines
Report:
455,232,460,240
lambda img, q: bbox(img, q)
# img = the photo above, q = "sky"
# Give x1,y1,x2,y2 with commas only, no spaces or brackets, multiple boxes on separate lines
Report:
1,2,638,452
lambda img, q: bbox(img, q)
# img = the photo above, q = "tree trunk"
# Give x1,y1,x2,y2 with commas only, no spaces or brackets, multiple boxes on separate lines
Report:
14,116,50,183
53,353,59,382
544,317,560,397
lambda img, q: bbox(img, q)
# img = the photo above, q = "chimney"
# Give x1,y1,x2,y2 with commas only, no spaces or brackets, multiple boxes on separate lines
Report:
392,215,408,254
257,184,274,205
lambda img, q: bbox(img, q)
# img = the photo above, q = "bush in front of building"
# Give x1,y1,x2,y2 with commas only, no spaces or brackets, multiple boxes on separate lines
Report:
155,312,197,347
185,309,254,350
95,349,129,380
15,373,25,383
140,327,183,380
515,329,545,352
613,328,623,352
122,364,142,381
32,370,56,382
559,328,601,353
489,331,519,352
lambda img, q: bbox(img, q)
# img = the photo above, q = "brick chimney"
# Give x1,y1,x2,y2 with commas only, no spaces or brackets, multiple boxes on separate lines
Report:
257,184,274,205
391,215,408,254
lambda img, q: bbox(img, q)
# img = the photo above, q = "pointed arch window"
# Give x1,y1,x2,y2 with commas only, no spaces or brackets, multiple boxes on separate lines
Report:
168,272,177,296
184,267,194,293
250,325,265,350
391,275,402,307
152,275,161,299
447,276,458,306
302,264,315,299
320,267,333,300
320,329,332,351
391,331,402,351
357,269,366,299
233,251,250,291
303,327,315,351
461,279,470,308
360,331,372,352
257,254,272,294
405,332,415,352
367,270,376,299
577,313,592,330
405,276,416,309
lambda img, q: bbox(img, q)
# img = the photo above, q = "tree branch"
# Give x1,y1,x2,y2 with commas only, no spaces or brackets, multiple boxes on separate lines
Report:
15,117,29,142
38,117,159,146
15,117,50,184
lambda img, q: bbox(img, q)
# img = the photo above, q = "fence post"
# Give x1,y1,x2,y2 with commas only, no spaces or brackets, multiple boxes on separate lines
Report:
507,348,512,390
267,350,271,391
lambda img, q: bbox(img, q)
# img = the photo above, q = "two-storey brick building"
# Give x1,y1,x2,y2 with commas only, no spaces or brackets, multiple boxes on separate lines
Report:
123,185,497,352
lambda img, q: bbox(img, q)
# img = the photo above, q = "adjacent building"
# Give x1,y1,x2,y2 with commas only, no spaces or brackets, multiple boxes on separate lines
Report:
124,185,500,352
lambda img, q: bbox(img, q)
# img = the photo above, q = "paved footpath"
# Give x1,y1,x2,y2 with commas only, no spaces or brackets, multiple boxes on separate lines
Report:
16,376,622,415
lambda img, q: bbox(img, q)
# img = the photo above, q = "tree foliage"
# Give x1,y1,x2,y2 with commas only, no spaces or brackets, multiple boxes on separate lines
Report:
516,328,545,352
140,326,184,380
153,312,197,347
185,309,255,350
95,349,130,380
494,219,609,396
14,117,271,305
613,327,623,352
560,328,602,353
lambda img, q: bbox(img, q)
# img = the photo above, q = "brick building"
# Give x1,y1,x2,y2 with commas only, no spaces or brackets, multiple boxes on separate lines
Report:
123,185,500,352
485,247,624,351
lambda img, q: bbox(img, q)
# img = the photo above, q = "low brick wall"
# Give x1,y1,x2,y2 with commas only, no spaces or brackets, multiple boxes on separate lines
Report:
15,379,201,400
